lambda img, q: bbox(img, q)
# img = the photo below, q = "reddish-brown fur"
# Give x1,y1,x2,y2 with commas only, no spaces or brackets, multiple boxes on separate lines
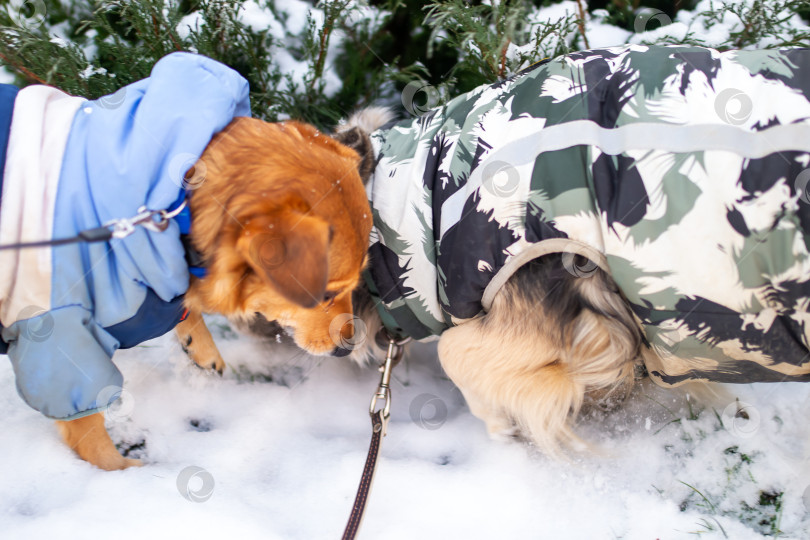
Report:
184,119,371,350
61,117,372,469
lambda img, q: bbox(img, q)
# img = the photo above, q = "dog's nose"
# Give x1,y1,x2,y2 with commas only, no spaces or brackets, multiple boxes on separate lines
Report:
331,346,352,357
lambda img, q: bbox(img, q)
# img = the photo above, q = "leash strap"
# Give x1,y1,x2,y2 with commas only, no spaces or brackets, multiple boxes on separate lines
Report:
0,226,113,250
0,200,187,251
342,410,385,540
342,332,410,540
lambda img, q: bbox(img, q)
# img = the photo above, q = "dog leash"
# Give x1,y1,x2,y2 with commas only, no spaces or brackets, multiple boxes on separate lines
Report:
342,330,410,540
0,200,187,250
4,191,406,538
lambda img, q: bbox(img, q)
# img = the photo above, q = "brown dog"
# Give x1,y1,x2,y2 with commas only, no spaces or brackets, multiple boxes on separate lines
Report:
57,118,373,469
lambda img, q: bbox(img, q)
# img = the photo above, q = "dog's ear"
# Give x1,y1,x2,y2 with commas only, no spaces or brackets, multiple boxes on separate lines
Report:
238,208,331,309
333,126,375,184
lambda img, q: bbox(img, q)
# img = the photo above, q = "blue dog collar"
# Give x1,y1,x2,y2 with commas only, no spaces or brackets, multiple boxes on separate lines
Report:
171,194,208,278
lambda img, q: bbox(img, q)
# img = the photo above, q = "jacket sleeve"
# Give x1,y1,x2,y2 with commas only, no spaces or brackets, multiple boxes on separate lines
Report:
2,306,123,420
1,53,251,420
51,51,253,312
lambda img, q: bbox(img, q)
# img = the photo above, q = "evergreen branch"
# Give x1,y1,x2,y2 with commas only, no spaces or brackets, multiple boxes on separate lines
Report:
575,0,590,49
310,17,332,91
0,0,805,133
151,8,184,52
498,38,510,79
0,48,48,85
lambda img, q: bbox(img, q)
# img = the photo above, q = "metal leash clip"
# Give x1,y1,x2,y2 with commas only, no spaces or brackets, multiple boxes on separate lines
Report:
369,331,410,436
104,199,188,239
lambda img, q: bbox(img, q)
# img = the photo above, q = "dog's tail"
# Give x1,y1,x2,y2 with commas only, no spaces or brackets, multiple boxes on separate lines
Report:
333,107,395,183
336,106,395,134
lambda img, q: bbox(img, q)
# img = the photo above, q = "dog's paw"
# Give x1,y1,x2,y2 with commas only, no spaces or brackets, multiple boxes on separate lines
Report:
96,454,143,471
481,414,521,442
181,334,226,375
195,354,226,376
463,397,520,443
487,424,521,443
121,457,144,469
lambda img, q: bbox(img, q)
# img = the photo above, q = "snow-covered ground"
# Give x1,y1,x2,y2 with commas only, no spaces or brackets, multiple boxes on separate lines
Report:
1,315,809,539
1,0,809,538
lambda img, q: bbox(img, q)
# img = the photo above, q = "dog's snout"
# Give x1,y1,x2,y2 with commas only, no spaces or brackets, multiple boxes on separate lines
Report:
332,346,352,357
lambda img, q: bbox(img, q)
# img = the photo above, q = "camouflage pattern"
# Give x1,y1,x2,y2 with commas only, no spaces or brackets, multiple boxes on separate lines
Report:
365,44,810,387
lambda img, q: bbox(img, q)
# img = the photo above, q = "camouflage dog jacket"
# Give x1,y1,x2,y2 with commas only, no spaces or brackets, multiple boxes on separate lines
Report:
365,44,810,387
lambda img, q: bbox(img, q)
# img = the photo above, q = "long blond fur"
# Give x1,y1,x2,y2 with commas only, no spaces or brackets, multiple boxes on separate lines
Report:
437,257,642,456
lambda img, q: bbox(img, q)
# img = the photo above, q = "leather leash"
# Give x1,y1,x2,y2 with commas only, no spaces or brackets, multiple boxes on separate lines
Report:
342,330,410,540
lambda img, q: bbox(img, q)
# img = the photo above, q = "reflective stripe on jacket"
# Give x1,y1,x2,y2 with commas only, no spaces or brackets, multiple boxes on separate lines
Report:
366,45,810,387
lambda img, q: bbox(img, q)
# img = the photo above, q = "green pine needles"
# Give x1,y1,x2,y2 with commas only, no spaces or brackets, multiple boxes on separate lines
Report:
0,0,808,128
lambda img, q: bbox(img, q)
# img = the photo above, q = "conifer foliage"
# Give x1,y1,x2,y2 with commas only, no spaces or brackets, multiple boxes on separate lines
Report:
0,0,808,130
